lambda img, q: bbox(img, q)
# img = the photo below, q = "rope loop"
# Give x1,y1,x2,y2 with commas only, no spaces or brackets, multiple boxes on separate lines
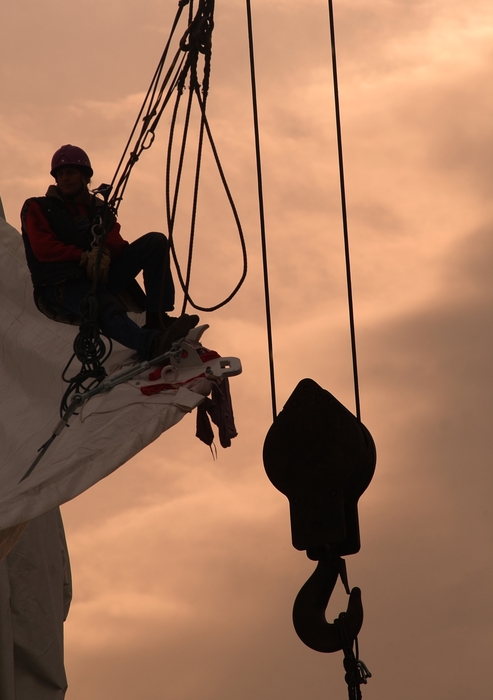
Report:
180,0,214,57
142,131,156,150
60,289,112,417
91,215,103,248
107,0,245,320
59,184,114,417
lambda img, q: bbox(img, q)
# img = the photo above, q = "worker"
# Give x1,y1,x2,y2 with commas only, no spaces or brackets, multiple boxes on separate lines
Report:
21,144,198,360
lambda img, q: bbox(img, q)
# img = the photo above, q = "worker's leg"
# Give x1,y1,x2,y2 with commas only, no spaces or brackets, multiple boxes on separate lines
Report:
107,232,175,312
42,280,158,359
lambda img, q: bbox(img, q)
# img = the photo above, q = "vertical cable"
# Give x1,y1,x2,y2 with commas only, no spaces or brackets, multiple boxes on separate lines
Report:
327,0,361,421
245,0,277,420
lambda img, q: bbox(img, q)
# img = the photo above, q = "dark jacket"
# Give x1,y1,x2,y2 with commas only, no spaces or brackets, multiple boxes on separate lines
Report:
21,185,128,288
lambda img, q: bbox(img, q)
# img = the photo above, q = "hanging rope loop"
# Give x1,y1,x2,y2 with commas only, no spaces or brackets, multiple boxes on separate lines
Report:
60,313,112,417
161,0,247,314
166,89,248,313
59,182,116,416
106,0,245,317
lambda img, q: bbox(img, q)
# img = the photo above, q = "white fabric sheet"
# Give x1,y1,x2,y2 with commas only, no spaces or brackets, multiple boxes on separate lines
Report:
0,508,71,700
0,217,207,530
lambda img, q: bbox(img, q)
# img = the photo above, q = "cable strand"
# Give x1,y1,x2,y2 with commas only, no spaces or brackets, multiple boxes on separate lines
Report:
327,0,361,421
245,0,277,420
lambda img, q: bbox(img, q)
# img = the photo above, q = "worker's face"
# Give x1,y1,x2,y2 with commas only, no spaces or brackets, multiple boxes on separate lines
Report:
55,167,89,198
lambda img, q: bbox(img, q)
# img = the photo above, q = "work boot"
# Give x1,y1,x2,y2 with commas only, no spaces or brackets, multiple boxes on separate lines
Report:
160,312,200,329
145,311,200,331
149,314,199,360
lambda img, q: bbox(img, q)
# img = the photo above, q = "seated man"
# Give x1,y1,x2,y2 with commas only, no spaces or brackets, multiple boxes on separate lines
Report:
21,144,198,360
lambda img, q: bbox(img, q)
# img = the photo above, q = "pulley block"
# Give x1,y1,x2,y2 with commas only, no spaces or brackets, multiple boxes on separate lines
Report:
262,378,376,653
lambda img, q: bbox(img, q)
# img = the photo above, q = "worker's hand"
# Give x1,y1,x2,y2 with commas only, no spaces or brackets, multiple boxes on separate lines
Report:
85,246,111,285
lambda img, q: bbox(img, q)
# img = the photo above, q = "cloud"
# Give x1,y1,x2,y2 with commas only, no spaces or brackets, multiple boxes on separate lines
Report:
60,217,493,699
2,0,493,698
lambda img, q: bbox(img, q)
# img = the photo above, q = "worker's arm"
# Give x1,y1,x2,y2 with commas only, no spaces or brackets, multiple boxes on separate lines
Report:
23,200,84,263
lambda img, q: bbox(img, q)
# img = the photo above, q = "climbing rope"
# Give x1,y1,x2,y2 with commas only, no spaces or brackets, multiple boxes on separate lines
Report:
110,1,191,210
245,0,277,421
59,184,115,416
165,0,248,314
167,89,248,313
249,0,370,695
327,0,361,422
108,0,247,317
243,0,362,426
326,0,369,693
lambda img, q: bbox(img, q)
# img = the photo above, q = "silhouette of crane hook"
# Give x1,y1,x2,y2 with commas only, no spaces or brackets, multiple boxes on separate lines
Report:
292,550,363,653
263,379,375,654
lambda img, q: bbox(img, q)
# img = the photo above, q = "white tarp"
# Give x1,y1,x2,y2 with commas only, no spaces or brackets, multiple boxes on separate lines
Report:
0,216,211,531
0,508,71,700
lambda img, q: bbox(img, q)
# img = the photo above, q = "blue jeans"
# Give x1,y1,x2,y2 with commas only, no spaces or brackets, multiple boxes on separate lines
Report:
43,232,174,359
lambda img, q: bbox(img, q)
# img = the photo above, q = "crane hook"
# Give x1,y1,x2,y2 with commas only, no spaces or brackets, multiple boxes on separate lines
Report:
263,378,375,654
292,550,363,653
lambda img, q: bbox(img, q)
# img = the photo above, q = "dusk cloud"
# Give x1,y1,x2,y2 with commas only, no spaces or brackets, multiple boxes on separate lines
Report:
1,1,492,698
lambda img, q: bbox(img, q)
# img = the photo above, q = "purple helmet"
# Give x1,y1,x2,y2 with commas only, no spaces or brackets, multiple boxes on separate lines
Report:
50,145,93,177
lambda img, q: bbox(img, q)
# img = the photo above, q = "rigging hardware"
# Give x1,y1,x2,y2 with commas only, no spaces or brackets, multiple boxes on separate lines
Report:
263,379,375,697
20,342,185,483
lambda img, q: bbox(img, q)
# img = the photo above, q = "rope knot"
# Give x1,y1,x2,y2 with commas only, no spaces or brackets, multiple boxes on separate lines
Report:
179,0,214,58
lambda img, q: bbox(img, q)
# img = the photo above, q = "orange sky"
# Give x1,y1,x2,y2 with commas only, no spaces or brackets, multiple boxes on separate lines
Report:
1,0,493,698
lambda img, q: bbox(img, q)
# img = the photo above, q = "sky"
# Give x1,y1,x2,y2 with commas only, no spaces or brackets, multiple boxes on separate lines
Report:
1,0,493,698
